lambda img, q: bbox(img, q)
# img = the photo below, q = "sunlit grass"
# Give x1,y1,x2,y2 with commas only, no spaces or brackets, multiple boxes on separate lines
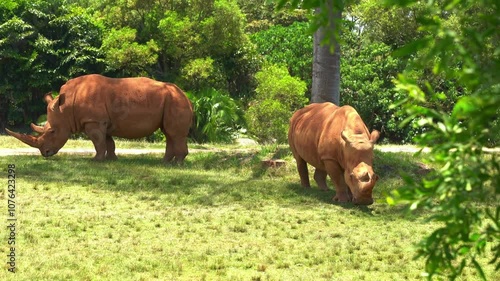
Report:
0,140,497,280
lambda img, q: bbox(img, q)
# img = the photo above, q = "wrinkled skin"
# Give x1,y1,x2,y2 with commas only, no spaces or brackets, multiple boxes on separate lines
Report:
6,74,193,163
288,103,380,205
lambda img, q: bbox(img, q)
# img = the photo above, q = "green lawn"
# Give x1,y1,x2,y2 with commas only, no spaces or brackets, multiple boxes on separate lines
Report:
0,137,497,280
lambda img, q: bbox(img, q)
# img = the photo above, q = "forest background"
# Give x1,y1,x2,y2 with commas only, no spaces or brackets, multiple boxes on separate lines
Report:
0,0,498,146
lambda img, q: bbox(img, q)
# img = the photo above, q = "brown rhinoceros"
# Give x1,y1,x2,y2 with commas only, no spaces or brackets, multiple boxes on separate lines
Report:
288,102,380,205
6,74,193,163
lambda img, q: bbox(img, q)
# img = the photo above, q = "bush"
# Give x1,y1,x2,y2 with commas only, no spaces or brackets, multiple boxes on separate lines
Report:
245,100,290,143
187,88,244,143
245,64,307,143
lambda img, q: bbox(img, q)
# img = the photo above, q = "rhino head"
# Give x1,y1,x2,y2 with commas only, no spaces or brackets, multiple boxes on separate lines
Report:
341,130,380,205
6,93,71,157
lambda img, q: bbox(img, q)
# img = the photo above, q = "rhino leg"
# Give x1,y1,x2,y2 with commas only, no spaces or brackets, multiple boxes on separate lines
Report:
105,136,118,160
313,169,329,191
172,136,188,163
295,157,311,188
85,122,107,161
163,134,188,164
163,134,175,163
324,160,351,203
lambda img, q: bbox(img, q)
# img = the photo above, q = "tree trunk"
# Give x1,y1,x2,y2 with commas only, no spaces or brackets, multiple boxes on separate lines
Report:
311,4,341,105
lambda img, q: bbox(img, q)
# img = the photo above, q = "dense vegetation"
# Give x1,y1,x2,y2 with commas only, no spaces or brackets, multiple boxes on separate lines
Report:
2,0,496,145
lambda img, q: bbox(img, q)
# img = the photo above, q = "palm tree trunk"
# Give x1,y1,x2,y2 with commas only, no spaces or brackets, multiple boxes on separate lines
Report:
311,3,341,105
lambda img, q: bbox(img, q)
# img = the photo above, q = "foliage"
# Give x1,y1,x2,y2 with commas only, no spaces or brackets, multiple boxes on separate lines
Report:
350,0,425,49
0,0,104,130
251,21,313,91
0,0,257,132
1,0,498,148
186,88,244,143
384,0,500,279
145,129,166,143
340,36,414,143
351,0,470,137
237,0,309,32
246,99,290,143
246,64,307,143
100,27,159,77
179,57,226,92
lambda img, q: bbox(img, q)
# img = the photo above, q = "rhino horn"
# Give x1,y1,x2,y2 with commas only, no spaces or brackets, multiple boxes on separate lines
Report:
5,129,40,148
30,123,45,134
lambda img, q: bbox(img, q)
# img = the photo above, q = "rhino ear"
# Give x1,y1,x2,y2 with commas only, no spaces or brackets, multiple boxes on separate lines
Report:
370,130,380,143
341,130,353,144
49,94,65,112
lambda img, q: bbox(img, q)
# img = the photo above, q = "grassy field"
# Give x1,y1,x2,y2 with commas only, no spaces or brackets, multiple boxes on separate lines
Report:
0,137,498,280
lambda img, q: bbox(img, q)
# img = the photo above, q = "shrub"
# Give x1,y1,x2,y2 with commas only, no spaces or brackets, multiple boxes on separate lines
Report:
245,100,290,143
246,64,307,143
187,88,244,143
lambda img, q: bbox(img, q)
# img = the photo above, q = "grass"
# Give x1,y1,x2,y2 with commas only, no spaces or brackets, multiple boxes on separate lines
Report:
0,136,498,280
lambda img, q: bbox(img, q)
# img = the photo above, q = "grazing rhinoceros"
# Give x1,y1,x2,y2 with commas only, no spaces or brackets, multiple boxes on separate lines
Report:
288,102,380,205
6,74,193,163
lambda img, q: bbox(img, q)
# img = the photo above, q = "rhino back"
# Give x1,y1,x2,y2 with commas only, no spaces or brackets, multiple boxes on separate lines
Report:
66,74,190,138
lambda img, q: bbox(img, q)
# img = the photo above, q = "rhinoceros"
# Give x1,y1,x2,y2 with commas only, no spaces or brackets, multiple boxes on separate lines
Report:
288,103,380,205
6,74,193,163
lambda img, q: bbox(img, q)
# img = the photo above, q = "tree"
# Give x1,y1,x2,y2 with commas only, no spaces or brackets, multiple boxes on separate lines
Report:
250,21,313,91
100,27,159,77
277,0,344,105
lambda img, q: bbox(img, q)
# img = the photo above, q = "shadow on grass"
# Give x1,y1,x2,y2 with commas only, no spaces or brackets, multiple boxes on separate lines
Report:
9,148,433,213
12,153,305,206
287,182,378,214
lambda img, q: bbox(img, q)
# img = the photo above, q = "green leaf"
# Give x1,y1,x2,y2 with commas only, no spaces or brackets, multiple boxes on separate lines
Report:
392,38,431,57
386,196,395,205
410,202,419,210
452,97,477,119
469,233,481,242
458,246,470,255
437,122,447,133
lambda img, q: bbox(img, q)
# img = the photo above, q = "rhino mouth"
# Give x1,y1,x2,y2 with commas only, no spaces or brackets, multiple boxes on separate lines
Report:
42,149,58,157
352,197,374,205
